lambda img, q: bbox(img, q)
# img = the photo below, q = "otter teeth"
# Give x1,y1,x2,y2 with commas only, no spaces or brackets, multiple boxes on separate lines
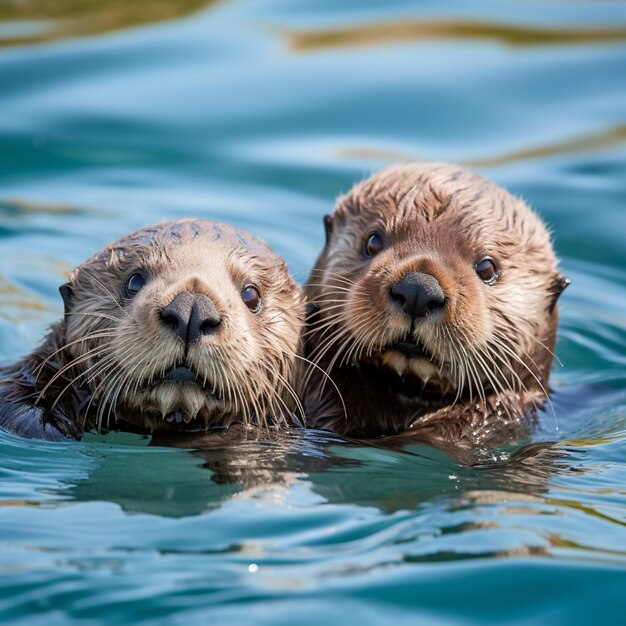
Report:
380,351,409,375
165,410,194,424
407,358,439,381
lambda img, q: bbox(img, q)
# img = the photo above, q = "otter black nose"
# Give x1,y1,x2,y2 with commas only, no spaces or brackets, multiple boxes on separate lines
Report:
159,291,221,345
390,272,445,319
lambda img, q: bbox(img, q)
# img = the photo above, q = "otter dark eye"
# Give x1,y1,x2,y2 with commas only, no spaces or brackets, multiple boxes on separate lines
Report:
241,285,262,313
475,257,499,284
126,273,146,297
365,233,384,257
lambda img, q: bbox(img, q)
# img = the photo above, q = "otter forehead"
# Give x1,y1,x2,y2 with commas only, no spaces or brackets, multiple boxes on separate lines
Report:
79,219,279,275
113,219,268,253
341,162,496,217
335,163,555,267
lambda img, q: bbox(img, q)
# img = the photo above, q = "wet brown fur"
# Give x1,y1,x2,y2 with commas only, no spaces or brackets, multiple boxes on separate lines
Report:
304,163,568,446
0,219,305,440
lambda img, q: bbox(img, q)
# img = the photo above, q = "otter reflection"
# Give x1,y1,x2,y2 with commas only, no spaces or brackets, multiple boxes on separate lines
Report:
85,428,569,517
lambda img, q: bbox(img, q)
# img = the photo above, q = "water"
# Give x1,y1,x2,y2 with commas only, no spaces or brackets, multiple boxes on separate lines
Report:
1,0,626,623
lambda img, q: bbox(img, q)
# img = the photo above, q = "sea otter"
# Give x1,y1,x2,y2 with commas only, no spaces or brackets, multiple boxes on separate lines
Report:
304,163,569,445
0,219,305,441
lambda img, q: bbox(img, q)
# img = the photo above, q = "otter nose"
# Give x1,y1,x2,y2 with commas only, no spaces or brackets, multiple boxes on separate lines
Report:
159,291,221,345
390,272,445,320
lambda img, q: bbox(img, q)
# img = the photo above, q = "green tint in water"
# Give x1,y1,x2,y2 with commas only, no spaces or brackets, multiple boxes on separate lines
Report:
1,0,626,623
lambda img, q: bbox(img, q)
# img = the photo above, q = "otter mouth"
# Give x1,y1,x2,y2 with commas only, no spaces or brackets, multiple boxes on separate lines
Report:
145,363,204,389
131,362,223,427
380,332,438,363
360,335,456,402
384,338,434,361
359,360,454,404
163,365,198,383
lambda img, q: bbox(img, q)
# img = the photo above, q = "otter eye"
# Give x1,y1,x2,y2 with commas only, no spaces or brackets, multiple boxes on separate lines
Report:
126,273,146,297
475,257,499,284
241,285,262,313
365,233,384,257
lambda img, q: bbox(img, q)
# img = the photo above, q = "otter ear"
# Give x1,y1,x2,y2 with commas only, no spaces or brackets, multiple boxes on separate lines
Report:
323,214,333,246
548,273,570,313
59,282,74,315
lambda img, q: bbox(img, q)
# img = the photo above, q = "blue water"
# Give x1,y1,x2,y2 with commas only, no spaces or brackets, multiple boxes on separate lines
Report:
1,1,626,623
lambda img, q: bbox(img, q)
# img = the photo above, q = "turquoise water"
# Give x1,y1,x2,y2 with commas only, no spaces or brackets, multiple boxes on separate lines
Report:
1,0,626,623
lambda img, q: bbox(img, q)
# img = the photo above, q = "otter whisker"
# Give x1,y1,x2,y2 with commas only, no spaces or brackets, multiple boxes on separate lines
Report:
443,327,466,406
302,311,351,341
318,330,364,398
84,336,150,429
88,276,129,318
33,330,118,379
49,351,117,413
66,311,123,324
274,368,306,426
308,268,357,286
489,332,558,434
308,284,354,295
93,364,122,432
38,327,142,394
35,342,115,404
470,341,512,397
257,364,293,428
459,328,488,408
305,322,353,366
303,325,354,391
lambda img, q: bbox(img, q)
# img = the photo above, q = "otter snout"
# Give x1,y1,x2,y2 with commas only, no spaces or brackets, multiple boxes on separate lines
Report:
389,272,445,320
159,290,221,345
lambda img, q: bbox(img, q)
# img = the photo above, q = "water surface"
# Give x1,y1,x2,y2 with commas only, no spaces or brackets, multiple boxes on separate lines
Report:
1,0,626,623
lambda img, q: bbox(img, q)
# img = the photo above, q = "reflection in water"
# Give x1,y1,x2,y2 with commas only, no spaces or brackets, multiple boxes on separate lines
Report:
64,428,356,517
0,274,51,320
2,425,624,577
66,437,240,518
337,125,626,168
60,426,568,523
70,429,613,564
467,125,626,167
310,442,567,515
284,19,626,52
0,0,220,47
0,198,81,216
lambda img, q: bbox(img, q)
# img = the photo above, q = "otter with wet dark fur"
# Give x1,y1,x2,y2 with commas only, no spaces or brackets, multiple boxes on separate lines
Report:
0,219,305,441
304,163,569,446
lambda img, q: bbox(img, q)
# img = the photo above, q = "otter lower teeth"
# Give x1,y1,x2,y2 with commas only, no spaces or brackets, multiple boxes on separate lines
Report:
166,410,187,423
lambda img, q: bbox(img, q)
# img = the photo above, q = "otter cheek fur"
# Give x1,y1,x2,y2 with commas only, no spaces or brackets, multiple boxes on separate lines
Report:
304,162,569,445
0,219,304,440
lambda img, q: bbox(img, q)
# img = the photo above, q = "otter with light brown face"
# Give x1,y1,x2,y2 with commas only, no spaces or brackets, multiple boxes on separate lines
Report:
0,219,305,441
304,163,569,446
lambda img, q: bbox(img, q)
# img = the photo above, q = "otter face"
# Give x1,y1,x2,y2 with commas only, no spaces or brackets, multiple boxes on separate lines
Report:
307,163,568,406
58,220,304,432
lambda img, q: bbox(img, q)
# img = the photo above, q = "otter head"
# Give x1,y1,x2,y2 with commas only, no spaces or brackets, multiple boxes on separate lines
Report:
57,219,304,432
306,163,569,413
